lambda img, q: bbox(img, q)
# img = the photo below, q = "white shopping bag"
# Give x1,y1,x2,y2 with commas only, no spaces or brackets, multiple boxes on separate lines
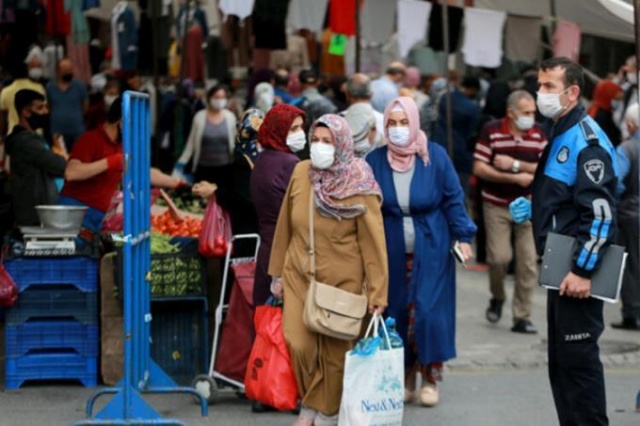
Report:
338,315,404,426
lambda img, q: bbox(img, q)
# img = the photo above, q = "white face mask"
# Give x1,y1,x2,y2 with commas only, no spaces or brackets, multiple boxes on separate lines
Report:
310,143,336,169
104,95,118,108
286,130,306,152
514,115,535,131
353,138,371,155
387,126,411,146
210,98,227,110
627,71,638,85
536,90,568,119
28,67,43,80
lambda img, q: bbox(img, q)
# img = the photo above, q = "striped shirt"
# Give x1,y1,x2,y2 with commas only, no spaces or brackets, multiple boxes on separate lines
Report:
473,118,547,206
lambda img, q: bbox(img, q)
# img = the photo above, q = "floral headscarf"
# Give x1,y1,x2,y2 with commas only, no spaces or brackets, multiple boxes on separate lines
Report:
257,104,305,152
383,96,430,172
308,114,382,220
235,108,265,162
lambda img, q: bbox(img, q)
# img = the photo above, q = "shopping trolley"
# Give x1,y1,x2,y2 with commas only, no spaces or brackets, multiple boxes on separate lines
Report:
192,233,260,404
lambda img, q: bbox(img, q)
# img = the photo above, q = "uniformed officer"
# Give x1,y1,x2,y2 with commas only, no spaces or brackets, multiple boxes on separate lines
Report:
510,57,618,425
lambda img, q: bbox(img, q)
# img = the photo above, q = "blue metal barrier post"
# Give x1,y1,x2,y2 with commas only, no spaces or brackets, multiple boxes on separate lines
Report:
73,92,207,425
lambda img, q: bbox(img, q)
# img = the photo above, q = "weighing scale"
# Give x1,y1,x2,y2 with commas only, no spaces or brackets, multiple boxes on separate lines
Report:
19,226,78,256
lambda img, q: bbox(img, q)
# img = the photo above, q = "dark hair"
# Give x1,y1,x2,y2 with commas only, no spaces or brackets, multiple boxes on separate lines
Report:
274,69,290,87
461,76,481,91
539,57,584,91
15,89,45,114
207,84,228,99
107,97,123,123
299,69,319,85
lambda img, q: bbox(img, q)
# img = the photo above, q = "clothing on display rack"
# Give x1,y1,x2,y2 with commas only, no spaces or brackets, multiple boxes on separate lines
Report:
397,0,432,59
206,35,230,81
461,7,507,68
252,0,289,50
111,0,138,71
46,0,71,37
553,19,581,62
269,34,310,73
329,0,359,37
66,34,91,84
176,2,208,39
428,3,463,53
287,0,327,33
220,15,252,68
67,0,91,45
360,0,395,45
184,23,204,83
504,15,542,63
219,0,255,22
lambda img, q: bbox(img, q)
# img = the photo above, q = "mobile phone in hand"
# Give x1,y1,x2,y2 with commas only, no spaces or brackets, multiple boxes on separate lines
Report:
451,241,467,269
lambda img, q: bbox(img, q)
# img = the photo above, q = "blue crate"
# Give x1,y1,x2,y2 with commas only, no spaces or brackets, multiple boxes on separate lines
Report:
5,321,98,358
4,352,98,389
6,286,98,325
4,257,98,293
150,298,208,386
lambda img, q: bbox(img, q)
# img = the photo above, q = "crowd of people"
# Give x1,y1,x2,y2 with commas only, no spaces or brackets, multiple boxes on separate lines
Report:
0,41,638,426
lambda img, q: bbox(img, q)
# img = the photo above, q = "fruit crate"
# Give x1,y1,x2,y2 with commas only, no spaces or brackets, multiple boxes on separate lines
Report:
4,256,98,293
6,285,98,325
5,320,98,358
5,352,97,389
150,298,208,386
114,241,206,299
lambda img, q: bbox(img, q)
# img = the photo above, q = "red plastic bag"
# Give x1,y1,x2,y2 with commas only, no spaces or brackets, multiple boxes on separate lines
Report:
0,264,18,308
198,195,232,257
244,305,299,411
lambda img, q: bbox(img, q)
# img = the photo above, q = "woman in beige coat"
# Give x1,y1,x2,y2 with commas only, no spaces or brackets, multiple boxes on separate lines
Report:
269,114,389,426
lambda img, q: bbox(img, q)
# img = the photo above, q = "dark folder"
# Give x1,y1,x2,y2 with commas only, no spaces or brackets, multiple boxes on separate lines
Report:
539,232,628,303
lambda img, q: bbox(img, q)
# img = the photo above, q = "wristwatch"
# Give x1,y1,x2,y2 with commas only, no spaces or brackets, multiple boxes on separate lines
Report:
512,159,521,173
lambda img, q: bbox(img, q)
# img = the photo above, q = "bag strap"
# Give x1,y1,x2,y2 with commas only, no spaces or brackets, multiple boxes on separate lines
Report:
309,188,316,279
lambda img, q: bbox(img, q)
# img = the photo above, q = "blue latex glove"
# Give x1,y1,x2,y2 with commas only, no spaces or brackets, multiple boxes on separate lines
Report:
509,197,532,224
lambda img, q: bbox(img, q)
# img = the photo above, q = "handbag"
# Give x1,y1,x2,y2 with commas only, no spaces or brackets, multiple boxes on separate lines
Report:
302,189,368,341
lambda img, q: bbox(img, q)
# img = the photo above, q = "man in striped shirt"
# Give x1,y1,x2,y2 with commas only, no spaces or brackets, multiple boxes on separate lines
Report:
472,90,547,333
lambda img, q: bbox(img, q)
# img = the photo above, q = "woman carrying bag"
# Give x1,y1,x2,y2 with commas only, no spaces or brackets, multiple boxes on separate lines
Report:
366,97,476,407
268,114,389,426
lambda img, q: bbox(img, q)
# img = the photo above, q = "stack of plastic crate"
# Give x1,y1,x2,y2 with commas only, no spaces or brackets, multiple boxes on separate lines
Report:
4,256,99,389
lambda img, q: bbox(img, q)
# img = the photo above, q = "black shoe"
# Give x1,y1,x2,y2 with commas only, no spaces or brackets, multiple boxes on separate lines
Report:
511,319,538,334
485,298,504,323
611,317,640,331
251,401,276,413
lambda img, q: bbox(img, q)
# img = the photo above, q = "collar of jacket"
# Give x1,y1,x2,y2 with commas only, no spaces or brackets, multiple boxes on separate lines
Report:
541,103,587,142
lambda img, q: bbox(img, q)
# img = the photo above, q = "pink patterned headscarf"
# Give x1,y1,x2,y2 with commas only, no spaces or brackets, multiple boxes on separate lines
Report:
308,114,382,220
383,96,430,172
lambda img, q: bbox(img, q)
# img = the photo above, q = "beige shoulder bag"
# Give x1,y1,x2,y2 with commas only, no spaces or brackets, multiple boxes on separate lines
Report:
302,189,369,341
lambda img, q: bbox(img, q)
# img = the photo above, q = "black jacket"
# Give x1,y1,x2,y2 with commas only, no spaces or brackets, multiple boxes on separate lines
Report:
532,105,618,278
6,126,66,226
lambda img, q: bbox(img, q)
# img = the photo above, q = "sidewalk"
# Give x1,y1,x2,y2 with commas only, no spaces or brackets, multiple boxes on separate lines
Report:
1,265,639,425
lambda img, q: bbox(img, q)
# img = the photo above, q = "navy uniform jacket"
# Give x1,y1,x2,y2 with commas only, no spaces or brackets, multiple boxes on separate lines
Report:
531,104,618,278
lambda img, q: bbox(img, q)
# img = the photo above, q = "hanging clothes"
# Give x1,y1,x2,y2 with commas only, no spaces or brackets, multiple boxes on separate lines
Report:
252,0,290,50
360,0,395,44
220,15,252,67
320,29,345,78
553,19,581,62
43,44,65,80
397,0,432,59
137,11,153,73
206,35,230,81
184,24,204,83
428,3,463,53
46,0,71,37
219,0,255,22
287,0,327,33
329,0,360,37
504,15,542,64
176,5,208,39
66,34,91,84
461,8,506,68
66,0,91,45
111,1,138,71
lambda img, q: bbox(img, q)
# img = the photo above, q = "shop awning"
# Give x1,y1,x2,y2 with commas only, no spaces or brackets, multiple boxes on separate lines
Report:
475,0,634,42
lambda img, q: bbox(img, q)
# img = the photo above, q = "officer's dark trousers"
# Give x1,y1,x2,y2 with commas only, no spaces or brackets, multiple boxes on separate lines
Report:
547,290,608,426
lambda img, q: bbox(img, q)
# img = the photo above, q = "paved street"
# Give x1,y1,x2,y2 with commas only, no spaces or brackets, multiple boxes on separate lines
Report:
1,265,639,425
